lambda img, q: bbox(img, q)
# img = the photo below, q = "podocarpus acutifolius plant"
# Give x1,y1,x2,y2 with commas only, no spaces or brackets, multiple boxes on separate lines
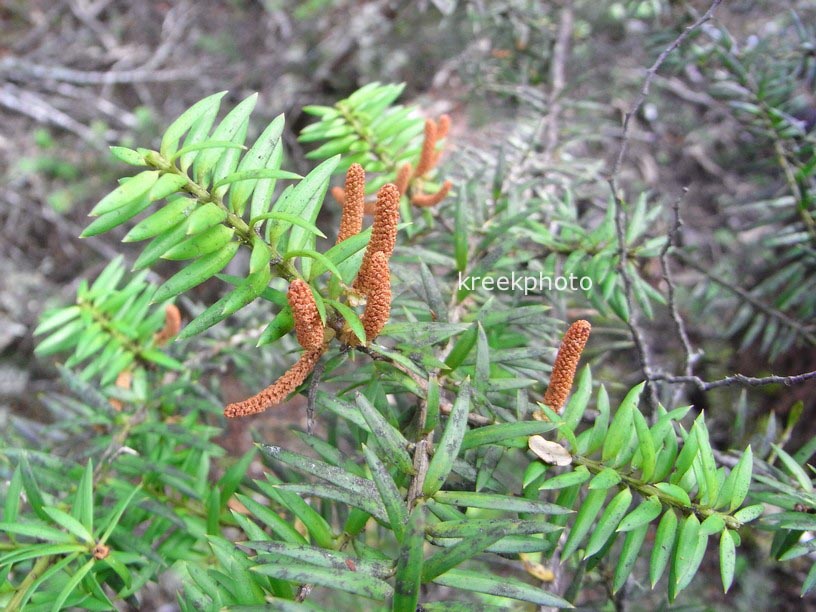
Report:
3,85,779,611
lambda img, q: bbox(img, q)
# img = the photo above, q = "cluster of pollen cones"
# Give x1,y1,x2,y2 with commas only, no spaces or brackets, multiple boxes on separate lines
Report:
224,164,403,418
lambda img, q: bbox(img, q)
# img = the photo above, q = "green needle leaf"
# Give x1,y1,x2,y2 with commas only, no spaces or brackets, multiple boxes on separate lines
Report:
584,487,632,559
71,460,94,535
160,91,227,158
152,241,239,303
720,529,737,593
618,495,662,532
650,509,678,587
423,381,472,496
355,393,414,474
362,444,408,542
392,506,425,611
90,170,159,216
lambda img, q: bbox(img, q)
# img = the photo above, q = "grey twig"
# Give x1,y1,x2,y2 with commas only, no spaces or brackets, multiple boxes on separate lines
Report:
0,82,102,147
651,370,816,391
0,57,198,85
609,191,660,414
659,189,698,406
69,0,119,52
541,5,574,165
50,82,139,128
609,0,724,180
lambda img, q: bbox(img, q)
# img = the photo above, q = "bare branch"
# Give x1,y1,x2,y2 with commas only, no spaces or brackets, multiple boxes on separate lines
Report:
541,6,574,165
0,82,101,147
609,0,724,179
651,370,816,392
659,189,698,409
609,189,660,413
0,57,198,85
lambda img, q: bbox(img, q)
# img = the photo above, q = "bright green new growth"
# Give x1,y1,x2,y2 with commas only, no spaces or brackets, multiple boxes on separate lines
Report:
34,256,182,386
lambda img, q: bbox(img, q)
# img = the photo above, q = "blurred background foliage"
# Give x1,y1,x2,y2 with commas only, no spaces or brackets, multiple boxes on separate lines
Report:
1,0,816,609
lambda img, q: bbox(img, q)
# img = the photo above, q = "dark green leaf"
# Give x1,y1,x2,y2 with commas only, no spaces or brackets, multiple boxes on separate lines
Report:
633,409,656,482
432,569,571,608
561,487,607,560
0,521,76,543
252,563,393,601
193,93,258,185
772,443,812,493
110,146,146,166
584,487,631,559
231,114,285,215
561,365,591,432
650,509,678,587
234,494,307,545
423,382,472,496
618,495,662,532
162,225,235,260
462,421,557,452
259,445,378,499
613,522,649,594
71,460,94,535
50,558,95,612
422,528,504,582
355,393,414,474
362,445,408,542
393,506,425,612
81,192,154,237
123,197,194,243
602,383,644,463
538,465,591,491
720,529,736,593
432,491,570,515
213,168,302,190
733,503,764,523
587,467,621,490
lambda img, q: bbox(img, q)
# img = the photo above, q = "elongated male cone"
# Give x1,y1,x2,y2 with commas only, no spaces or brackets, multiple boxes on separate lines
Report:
288,279,324,351
361,251,391,342
412,180,452,207
543,320,591,413
436,114,451,140
337,163,365,244
224,348,324,418
414,118,438,178
353,183,400,295
395,163,412,196
154,304,182,346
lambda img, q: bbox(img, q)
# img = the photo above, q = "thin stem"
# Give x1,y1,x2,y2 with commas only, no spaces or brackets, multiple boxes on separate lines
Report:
659,189,697,406
144,150,298,281
6,555,53,612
